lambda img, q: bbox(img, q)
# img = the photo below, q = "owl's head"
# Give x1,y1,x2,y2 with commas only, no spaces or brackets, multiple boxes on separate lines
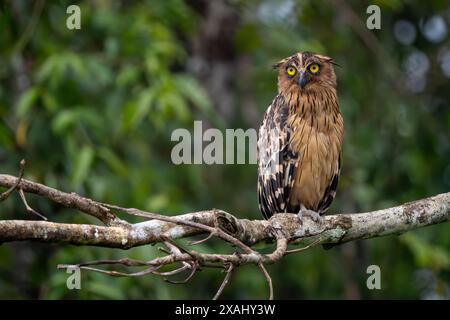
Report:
273,51,337,93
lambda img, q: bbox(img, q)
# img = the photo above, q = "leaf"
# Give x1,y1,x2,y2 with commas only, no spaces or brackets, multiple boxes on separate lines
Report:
116,64,140,86
0,122,13,150
162,92,189,121
16,87,41,118
65,52,89,81
145,194,169,212
97,147,128,177
52,110,79,133
41,92,59,112
122,89,155,130
400,233,450,271
71,145,95,189
37,56,57,82
174,75,212,113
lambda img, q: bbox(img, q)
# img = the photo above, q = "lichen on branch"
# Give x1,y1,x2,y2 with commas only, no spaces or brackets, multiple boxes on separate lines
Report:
0,162,449,299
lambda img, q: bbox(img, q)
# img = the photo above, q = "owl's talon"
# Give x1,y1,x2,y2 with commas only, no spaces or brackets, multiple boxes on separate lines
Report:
297,205,323,223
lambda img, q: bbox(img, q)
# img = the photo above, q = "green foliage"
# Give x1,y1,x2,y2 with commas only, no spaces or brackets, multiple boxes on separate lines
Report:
0,0,449,299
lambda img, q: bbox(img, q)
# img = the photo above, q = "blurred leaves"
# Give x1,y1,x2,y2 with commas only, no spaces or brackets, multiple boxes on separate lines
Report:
401,233,450,271
0,0,449,299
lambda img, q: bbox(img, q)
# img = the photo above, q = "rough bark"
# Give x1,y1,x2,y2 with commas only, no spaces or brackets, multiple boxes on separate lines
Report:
0,172,448,250
1,171,449,300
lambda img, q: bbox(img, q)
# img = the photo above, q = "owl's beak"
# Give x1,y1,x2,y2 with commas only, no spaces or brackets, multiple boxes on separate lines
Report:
299,70,309,89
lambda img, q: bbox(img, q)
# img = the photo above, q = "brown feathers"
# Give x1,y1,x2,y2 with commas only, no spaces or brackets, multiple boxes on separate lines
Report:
257,51,344,219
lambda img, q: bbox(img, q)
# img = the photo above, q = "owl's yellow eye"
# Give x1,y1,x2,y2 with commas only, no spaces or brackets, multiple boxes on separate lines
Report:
286,66,297,76
309,64,319,73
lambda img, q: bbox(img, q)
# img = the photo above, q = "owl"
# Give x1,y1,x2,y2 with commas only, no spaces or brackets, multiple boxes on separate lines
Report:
257,51,344,220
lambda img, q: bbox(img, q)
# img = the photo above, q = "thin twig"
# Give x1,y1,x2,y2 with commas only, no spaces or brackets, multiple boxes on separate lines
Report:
258,263,273,300
69,265,160,277
188,232,214,246
13,0,45,54
57,257,152,269
0,159,25,202
163,236,192,256
164,264,198,284
163,240,196,271
213,264,234,300
106,205,259,256
0,173,121,226
1,167,449,300
152,265,189,276
158,247,171,255
285,237,323,255
18,188,47,220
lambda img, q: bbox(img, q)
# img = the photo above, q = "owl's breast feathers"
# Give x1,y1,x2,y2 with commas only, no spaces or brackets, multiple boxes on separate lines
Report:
257,90,344,219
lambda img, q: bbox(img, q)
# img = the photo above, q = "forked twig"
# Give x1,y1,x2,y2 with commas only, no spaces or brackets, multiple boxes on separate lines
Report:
0,159,46,220
0,159,25,202
164,264,198,284
152,265,189,276
0,161,335,299
56,220,289,299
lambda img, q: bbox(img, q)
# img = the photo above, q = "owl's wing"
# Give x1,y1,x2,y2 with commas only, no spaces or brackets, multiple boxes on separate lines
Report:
257,95,299,219
317,155,341,214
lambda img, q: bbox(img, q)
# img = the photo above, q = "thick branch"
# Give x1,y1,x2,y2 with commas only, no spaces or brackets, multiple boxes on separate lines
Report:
0,192,449,249
1,170,449,299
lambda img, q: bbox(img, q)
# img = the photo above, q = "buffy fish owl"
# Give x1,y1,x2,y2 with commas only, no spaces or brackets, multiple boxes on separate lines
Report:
257,51,344,220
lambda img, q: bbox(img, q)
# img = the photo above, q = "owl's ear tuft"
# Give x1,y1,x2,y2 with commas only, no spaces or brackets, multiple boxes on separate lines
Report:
272,62,282,70
319,55,341,68
328,59,341,68
272,57,287,70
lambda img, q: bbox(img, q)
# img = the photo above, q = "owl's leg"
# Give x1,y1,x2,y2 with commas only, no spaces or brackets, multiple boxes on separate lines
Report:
297,204,323,223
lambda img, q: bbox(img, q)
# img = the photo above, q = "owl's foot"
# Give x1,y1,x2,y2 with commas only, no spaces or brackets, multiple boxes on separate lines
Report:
297,205,323,223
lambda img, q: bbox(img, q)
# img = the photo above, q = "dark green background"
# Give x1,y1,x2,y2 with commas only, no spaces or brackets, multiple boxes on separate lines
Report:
0,0,449,299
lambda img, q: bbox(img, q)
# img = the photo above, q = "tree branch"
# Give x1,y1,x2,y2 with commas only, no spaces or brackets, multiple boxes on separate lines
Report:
0,174,126,226
0,168,449,299
1,191,448,248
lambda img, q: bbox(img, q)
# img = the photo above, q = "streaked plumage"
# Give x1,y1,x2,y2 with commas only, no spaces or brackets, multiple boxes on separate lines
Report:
257,51,344,219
